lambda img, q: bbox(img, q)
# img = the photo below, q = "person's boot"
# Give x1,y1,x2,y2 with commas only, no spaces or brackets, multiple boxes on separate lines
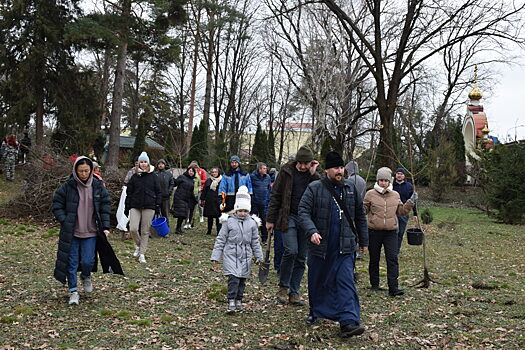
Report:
227,299,236,313
199,216,204,223
235,299,244,312
138,254,147,263
276,286,288,304
289,293,305,306
82,277,93,293
68,291,79,305
389,289,405,297
306,315,317,326
340,324,365,338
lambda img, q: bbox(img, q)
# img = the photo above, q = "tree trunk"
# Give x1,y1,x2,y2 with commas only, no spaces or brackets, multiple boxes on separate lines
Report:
35,82,44,153
184,9,201,155
106,0,131,172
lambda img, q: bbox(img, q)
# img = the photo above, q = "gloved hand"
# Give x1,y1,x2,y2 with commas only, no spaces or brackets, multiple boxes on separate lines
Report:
220,192,226,211
409,192,418,203
124,207,130,217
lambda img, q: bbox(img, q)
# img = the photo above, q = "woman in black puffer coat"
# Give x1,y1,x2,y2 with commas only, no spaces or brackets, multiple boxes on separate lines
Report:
171,167,197,234
52,156,123,306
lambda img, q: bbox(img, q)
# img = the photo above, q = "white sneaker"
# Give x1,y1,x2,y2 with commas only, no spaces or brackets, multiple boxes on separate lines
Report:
199,217,204,223
132,246,140,257
69,292,79,305
82,278,93,293
138,254,147,263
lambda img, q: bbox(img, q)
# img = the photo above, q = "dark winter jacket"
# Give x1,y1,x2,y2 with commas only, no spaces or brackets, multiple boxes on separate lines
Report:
52,176,123,284
125,166,162,211
267,161,320,232
171,171,197,218
298,178,368,259
250,169,272,207
393,179,417,216
201,177,222,218
156,168,175,200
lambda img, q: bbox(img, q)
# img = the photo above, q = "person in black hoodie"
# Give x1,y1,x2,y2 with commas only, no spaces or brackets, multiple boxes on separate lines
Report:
52,156,123,305
171,167,198,234
125,152,162,263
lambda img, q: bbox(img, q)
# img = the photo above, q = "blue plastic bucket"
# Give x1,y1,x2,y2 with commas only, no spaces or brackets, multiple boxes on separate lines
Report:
151,216,170,237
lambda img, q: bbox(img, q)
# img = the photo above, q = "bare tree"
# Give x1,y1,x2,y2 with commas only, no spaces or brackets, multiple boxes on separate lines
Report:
318,0,525,167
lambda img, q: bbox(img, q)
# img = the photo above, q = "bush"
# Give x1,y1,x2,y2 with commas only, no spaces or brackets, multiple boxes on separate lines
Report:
421,208,433,225
428,138,458,202
481,143,525,224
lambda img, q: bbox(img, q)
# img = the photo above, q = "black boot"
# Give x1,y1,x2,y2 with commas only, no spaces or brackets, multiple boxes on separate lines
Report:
389,289,405,297
340,324,365,338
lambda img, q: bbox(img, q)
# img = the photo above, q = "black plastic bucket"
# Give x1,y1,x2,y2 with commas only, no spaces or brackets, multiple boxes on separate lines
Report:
406,228,424,245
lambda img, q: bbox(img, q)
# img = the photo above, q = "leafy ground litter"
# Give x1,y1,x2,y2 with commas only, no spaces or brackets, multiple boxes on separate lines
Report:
0,207,524,349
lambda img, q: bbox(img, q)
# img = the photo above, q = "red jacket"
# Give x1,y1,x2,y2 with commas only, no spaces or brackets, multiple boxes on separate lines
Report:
197,168,207,190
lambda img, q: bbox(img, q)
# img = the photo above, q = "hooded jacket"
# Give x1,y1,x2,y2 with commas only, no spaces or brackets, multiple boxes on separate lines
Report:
171,171,197,218
211,213,263,278
52,156,123,284
250,169,272,207
345,161,366,201
125,165,162,211
155,166,175,200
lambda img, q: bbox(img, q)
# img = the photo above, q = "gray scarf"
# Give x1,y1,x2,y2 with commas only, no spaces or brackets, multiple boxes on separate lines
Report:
72,156,97,238
210,174,222,191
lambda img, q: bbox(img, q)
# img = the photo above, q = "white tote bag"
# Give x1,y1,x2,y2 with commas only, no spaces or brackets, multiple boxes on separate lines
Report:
116,187,129,231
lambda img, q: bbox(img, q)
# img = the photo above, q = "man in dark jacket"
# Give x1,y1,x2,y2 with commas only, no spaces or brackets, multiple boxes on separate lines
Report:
250,162,272,244
266,145,319,306
298,151,368,338
156,159,175,226
393,168,418,252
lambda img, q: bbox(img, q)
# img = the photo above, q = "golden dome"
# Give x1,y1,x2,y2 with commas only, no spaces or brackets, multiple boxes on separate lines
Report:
469,85,483,101
469,64,483,101
482,124,490,134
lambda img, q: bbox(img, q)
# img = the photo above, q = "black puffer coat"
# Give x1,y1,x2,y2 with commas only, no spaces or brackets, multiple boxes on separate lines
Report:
201,177,221,218
171,172,197,218
125,167,162,211
52,176,124,284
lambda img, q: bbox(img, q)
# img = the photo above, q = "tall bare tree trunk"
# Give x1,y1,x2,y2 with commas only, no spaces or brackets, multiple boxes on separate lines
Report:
106,0,131,171
35,83,44,152
184,9,201,155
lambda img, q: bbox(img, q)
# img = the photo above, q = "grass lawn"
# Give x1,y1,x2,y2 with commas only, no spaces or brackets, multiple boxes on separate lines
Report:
0,207,524,349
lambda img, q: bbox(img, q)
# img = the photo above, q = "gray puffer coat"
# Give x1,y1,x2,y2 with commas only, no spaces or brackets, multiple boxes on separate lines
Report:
211,214,263,278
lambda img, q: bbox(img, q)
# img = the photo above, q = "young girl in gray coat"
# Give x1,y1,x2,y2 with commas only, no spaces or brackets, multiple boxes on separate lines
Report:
211,186,263,313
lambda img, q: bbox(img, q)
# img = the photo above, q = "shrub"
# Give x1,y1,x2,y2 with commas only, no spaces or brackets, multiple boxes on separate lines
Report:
481,143,525,224
421,208,433,224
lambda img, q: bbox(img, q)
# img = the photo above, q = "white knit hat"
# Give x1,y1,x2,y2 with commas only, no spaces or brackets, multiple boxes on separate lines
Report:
234,186,251,212
138,151,150,164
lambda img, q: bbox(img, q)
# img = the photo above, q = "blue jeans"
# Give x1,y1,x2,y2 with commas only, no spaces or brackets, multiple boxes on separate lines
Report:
273,230,283,272
67,236,97,292
279,214,307,295
397,214,409,252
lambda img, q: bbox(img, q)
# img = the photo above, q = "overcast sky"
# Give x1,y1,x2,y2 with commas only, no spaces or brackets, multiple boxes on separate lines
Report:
482,54,525,142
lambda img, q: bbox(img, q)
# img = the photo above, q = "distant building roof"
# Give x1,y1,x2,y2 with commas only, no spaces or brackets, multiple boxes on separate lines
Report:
105,135,165,150
273,122,313,132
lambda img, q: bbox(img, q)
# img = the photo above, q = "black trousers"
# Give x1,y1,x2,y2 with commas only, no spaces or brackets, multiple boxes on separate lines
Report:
227,275,246,300
251,203,268,243
207,217,221,235
368,229,399,291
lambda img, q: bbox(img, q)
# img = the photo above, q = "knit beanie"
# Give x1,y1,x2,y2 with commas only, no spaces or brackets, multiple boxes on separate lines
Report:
157,158,167,165
295,145,314,163
138,152,150,164
395,168,406,175
376,167,392,181
230,155,241,163
234,186,251,212
325,151,345,169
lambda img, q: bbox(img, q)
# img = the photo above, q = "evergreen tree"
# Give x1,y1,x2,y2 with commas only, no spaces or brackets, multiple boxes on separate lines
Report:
251,125,267,164
188,119,207,165
131,111,149,164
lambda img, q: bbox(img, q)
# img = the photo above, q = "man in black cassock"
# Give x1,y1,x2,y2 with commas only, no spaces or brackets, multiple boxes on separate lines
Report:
298,151,368,338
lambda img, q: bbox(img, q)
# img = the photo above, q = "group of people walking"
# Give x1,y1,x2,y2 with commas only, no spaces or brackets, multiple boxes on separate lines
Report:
51,145,418,339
